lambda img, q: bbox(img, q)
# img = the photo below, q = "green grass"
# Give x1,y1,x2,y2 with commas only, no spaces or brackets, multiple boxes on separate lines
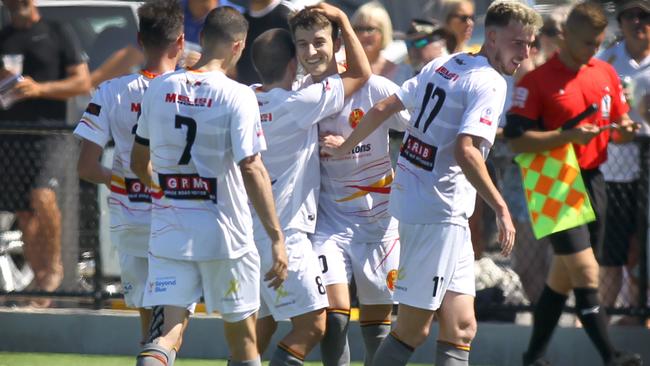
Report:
0,352,434,366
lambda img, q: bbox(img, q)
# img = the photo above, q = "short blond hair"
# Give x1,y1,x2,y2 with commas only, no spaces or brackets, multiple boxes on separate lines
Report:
485,1,543,32
351,1,393,49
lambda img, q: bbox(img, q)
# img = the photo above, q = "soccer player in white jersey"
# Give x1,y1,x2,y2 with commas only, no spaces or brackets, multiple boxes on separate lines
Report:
249,3,371,365
322,2,540,365
130,7,288,366
287,8,410,366
73,0,184,348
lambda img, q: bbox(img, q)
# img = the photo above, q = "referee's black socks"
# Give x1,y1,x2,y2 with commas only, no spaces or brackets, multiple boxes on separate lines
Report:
574,287,615,363
524,285,567,364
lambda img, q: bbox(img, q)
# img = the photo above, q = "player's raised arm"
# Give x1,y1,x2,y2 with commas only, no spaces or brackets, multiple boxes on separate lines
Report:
311,3,371,97
239,154,288,289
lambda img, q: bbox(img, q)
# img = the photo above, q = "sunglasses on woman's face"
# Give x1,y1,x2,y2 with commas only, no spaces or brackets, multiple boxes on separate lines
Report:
353,26,380,34
450,14,475,23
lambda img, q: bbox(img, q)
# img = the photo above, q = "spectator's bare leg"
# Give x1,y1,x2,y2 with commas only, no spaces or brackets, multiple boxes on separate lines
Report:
599,265,623,309
511,220,552,303
18,188,63,307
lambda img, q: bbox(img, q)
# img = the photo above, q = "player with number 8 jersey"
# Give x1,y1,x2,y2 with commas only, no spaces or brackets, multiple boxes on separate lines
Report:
322,2,540,365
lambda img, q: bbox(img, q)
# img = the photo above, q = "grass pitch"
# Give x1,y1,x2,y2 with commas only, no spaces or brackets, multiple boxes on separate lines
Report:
0,352,435,366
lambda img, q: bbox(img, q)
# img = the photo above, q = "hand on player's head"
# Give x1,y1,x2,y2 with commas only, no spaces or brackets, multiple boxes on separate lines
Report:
308,2,345,25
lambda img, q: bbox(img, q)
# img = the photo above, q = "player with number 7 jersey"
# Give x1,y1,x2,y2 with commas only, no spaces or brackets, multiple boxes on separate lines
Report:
131,8,287,366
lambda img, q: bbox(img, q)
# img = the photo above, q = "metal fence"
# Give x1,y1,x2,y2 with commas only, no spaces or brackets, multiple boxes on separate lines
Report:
0,128,648,324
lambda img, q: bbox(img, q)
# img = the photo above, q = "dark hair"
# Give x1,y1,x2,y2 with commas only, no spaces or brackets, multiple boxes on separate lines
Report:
484,1,542,31
202,6,249,45
138,0,184,50
252,28,295,84
566,1,608,33
288,8,340,41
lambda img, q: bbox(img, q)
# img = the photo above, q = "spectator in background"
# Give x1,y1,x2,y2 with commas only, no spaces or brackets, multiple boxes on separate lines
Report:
0,0,91,306
183,0,244,45
441,0,476,53
350,1,407,85
596,0,650,322
402,18,455,76
236,0,295,85
537,5,570,66
387,18,454,166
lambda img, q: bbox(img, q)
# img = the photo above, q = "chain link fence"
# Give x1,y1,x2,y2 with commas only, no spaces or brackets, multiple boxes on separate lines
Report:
474,136,650,325
0,127,648,324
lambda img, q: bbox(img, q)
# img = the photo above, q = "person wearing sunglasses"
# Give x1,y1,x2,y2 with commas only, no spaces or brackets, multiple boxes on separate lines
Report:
442,0,476,53
595,0,650,327
403,18,456,76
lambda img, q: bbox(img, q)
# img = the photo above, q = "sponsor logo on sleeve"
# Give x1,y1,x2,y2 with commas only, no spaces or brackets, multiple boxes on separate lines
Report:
85,103,102,116
479,107,493,126
260,112,273,123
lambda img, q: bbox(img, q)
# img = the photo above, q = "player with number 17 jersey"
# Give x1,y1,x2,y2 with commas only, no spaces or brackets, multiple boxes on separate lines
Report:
391,53,507,227
136,69,265,262
391,52,507,310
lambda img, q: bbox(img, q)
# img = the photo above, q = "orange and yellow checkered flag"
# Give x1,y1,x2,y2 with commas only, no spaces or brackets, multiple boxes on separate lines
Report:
514,144,596,239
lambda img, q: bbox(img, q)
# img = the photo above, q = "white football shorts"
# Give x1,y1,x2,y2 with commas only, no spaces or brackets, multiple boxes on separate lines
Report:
118,252,148,308
394,222,475,311
257,230,329,320
143,250,260,322
311,233,400,305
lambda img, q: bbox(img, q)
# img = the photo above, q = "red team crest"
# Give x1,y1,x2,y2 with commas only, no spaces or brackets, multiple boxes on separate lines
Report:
348,108,364,129
386,269,398,291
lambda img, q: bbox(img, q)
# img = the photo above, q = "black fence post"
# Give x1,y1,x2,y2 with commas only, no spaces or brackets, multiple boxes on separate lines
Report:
639,137,649,323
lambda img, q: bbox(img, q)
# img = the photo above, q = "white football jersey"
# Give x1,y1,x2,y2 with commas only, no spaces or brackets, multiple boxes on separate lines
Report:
251,75,344,241
74,70,160,257
309,75,409,243
597,42,650,182
136,69,266,260
391,53,507,225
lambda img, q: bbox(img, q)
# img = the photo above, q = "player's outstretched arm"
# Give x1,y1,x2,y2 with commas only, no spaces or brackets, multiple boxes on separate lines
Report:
130,141,155,188
239,154,288,289
455,134,515,256
311,3,371,97
77,139,111,186
322,94,404,157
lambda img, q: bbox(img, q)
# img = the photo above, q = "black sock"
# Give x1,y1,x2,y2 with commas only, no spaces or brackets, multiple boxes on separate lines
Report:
574,287,615,362
524,285,567,363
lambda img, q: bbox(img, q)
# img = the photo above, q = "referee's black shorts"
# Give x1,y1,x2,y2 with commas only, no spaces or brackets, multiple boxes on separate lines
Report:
547,168,606,255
